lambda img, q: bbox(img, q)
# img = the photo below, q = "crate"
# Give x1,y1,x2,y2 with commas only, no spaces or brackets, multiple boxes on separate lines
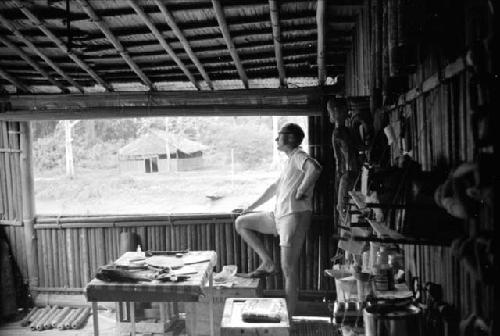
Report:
185,278,262,336
220,298,289,336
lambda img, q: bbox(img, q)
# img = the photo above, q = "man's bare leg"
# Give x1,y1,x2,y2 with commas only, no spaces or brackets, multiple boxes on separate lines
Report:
279,212,311,317
234,212,277,273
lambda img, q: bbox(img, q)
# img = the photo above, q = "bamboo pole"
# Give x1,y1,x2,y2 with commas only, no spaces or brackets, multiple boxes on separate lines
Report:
66,229,75,287
224,222,233,265
96,227,105,267
1,123,13,219
66,307,84,329
232,220,238,270
81,228,89,285
41,230,49,287
0,126,7,216
46,230,54,287
43,306,62,329
35,305,59,330
72,229,81,287
214,223,221,272
51,306,70,328
29,306,49,330
51,229,59,287
58,308,78,330
20,307,40,327
9,122,22,225
71,307,90,329
89,228,96,275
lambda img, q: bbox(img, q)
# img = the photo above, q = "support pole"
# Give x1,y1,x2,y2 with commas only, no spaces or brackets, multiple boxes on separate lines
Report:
20,121,38,287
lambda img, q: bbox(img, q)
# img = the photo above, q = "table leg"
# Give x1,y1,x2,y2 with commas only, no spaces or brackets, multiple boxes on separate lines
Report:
115,302,121,336
92,302,99,336
160,303,165,323
130,302,136,336
208,271,214,336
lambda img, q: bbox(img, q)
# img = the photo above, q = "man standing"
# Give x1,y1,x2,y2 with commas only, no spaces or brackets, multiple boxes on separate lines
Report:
234,122,322,316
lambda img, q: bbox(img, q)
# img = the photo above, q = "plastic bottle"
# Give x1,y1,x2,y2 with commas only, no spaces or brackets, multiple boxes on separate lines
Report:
136,244,145,258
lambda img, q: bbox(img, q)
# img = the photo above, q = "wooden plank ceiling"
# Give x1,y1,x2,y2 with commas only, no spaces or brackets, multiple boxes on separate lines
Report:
0,0,361,117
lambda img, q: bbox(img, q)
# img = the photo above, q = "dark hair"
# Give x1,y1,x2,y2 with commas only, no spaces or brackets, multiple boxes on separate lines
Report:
279,123,305,146
327,97,347,111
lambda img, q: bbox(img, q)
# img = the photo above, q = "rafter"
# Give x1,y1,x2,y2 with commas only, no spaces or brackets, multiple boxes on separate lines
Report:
316,0,326,86
0,35,67,93
127,0,201,90
0,67,30,93
75,0,154,91
10,0,112,91
153,0,213,90
268,0,286,88
211,0,248,89
0,13,84,92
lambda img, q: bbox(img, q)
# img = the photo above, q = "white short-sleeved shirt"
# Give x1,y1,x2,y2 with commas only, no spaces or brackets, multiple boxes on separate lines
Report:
274,148,320,219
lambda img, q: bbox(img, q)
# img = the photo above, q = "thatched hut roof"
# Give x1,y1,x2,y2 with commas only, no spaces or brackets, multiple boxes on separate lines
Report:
119,130,207,157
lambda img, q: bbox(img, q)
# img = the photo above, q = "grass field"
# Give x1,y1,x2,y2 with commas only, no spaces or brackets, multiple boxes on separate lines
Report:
34,168,279,216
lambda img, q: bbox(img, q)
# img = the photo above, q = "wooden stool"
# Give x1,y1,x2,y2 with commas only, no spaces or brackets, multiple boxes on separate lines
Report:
221,298,289,336
185,278,262,336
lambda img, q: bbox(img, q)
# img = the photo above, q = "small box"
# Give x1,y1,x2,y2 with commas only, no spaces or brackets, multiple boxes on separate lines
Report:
185,277,262,336
220,298,289,336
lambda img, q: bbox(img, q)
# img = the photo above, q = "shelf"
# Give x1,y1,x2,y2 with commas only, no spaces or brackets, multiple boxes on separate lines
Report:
344,192,453,246
333,233,451,246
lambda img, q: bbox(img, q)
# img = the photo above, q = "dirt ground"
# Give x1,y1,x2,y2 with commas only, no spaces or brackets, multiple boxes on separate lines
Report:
35,169,279,216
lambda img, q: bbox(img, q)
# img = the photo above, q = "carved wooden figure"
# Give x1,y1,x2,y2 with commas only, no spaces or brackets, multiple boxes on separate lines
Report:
327,97,360,223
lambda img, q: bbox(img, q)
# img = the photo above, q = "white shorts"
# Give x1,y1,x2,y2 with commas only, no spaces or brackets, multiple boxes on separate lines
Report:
246,211,312,247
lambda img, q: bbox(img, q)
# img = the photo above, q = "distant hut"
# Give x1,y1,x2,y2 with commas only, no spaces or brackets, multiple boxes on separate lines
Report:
118,131,207,173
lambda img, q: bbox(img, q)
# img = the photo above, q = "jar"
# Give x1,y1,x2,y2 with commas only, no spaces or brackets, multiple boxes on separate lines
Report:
373,246,394,291
376,246,389,265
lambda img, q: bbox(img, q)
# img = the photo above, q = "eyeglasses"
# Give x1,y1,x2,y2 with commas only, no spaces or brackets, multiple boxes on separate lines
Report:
275,132,292,141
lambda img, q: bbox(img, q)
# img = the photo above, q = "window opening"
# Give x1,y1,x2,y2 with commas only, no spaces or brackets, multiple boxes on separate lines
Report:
32,116,309,215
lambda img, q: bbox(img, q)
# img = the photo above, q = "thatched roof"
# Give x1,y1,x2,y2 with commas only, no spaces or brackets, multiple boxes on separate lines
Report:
0,0,361,95
119,130,207,157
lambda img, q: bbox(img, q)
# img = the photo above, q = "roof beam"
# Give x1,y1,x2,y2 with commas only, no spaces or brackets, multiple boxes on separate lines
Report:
153,0,213,90
0,13,84,92
0,105,321,121
75,0,154,91
0,35,67,93
211,0,249,89
316,0,326,86
127,0,201,90
0,67,30,93
10,0,112,91
0,87,335,120
268,0,286,88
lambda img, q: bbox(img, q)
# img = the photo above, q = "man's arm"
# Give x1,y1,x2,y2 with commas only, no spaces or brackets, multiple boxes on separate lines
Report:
243,179,279,213
296,159,322,200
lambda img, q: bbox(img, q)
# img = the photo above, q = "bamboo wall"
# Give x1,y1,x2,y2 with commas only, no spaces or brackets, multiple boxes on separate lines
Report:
32,214,334,292
386,70,494,322
343,0,494,324
0,121,28,280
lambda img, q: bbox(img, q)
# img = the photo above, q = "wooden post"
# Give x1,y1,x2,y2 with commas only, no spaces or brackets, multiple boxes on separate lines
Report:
20,121,38,288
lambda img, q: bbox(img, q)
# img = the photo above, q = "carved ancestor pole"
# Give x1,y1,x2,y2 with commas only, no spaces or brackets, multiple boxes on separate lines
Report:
20,122,38,288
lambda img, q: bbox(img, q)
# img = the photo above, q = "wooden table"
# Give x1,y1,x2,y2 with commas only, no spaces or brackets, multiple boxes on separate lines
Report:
85,251,217,336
